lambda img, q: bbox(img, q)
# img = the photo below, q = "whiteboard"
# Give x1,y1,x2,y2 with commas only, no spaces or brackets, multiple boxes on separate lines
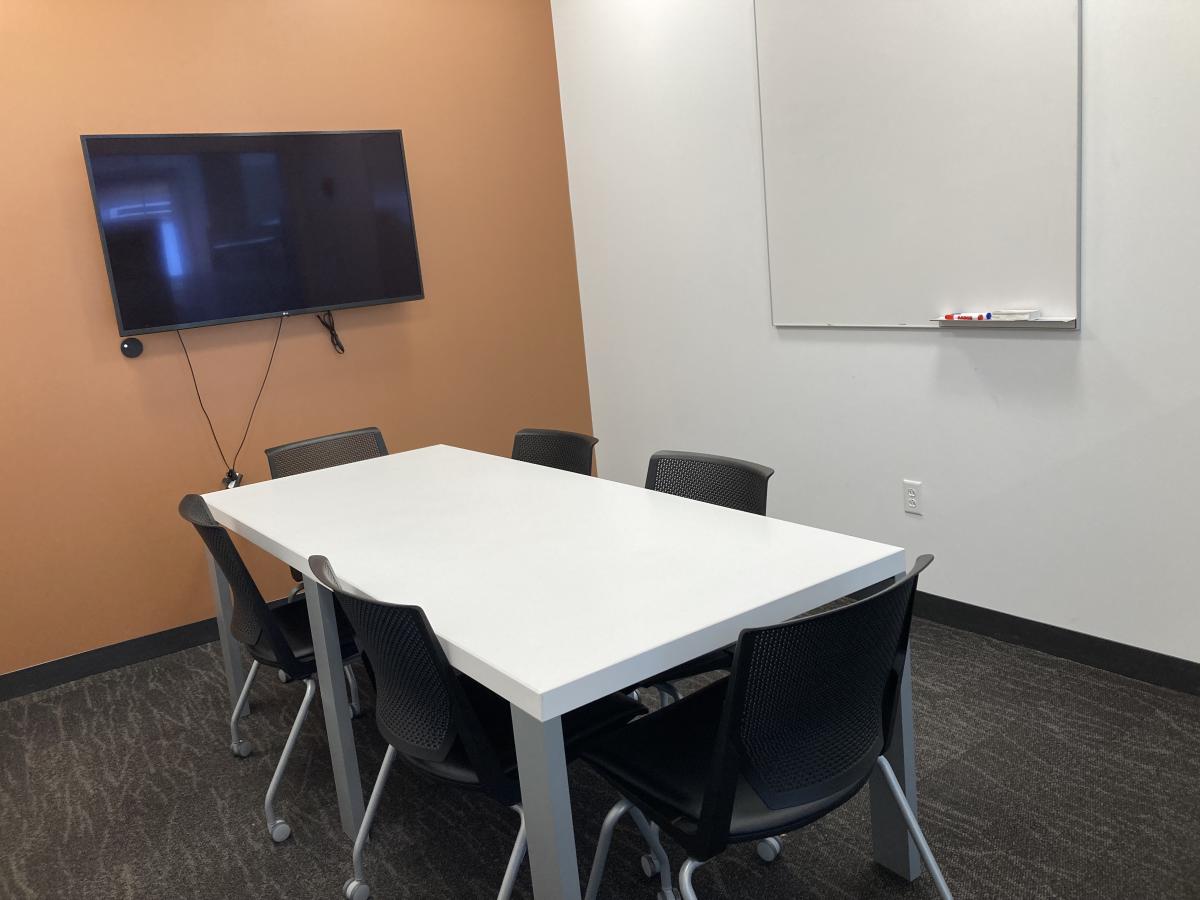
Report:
756,0,1080,328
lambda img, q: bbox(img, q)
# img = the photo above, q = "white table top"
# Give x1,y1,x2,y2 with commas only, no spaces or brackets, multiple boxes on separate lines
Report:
204,445,904,720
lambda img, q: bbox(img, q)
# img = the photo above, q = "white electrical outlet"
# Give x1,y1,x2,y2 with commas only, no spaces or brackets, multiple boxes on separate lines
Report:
903,479,923,516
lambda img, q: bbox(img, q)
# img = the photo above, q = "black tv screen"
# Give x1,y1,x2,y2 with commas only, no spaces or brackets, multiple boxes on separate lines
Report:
82,131,423,335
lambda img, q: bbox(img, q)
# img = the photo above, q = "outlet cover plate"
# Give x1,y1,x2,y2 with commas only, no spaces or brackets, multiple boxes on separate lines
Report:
903,479,923,516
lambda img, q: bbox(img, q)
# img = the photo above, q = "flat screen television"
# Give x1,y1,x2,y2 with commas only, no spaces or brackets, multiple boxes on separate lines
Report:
81,131,424,336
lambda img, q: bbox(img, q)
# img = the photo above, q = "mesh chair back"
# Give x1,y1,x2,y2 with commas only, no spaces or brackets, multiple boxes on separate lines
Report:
645,451,774,515
178,494,298,672
714,555,933,825
265,427,388,480
512,428,598,475
309,556,509,790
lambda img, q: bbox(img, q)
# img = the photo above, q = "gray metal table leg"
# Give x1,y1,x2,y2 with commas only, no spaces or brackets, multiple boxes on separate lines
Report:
208,552,247,717
302,575,365,841
511,706,582,900
869,644,922,880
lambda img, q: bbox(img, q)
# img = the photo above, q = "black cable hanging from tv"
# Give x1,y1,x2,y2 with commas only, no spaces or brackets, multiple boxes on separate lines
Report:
316,310,345,354
177,317,284,487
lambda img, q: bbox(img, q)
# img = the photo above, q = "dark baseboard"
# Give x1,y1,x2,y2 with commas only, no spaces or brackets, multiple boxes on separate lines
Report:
0,617,219,703
915,591,1200,696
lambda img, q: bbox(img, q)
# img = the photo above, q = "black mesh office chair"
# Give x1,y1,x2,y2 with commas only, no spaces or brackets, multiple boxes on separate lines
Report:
307,555,659,900
640,451,775,705
266,426,389,479
179,494,362,843
645,451,773,514
511,427,598,475
582,555,953,900
265,427,389,599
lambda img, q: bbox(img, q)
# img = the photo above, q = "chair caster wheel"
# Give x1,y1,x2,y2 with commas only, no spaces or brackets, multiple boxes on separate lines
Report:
343,878,370,900
640,853,661,878
230,740,252,758
756,836,782,863
269,820,292,843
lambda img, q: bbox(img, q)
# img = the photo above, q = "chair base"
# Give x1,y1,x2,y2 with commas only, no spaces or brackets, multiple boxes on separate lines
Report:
875,756,953,900
756,836,782,863
641,852,660,878
497,807,527,900
679,858,704,900
347,744,528,900
262,676,317,843
229,659,260,752
621,756,954,900
584,798,676,900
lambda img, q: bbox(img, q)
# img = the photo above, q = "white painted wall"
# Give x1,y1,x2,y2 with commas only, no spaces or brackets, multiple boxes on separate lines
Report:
551,0,1200,662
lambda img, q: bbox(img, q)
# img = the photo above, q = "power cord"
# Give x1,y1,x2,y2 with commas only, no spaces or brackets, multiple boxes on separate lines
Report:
177,316,285,487
315,310,345,353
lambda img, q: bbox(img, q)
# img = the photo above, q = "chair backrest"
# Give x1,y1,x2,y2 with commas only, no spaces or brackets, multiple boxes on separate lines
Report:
696,555,933,857
265,427,388,479
645,451,774,515
512,428,598,475
308,555,510,793
178,494,300,674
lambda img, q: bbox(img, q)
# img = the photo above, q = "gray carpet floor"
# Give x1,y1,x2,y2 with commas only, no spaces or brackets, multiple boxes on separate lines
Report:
2,619,1198,900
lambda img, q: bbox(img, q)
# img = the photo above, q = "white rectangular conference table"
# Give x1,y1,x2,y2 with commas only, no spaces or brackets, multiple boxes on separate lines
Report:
203,444,921,899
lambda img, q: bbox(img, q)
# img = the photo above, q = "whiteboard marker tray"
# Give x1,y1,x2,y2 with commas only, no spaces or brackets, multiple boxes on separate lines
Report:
933,317,1078,330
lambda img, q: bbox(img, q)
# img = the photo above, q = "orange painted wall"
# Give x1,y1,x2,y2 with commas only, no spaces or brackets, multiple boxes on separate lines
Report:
0,0,591,674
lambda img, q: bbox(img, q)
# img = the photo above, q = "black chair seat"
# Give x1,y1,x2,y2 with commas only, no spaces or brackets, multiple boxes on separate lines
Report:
406,677,645,801
248,599,359,675
583,679,868,857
